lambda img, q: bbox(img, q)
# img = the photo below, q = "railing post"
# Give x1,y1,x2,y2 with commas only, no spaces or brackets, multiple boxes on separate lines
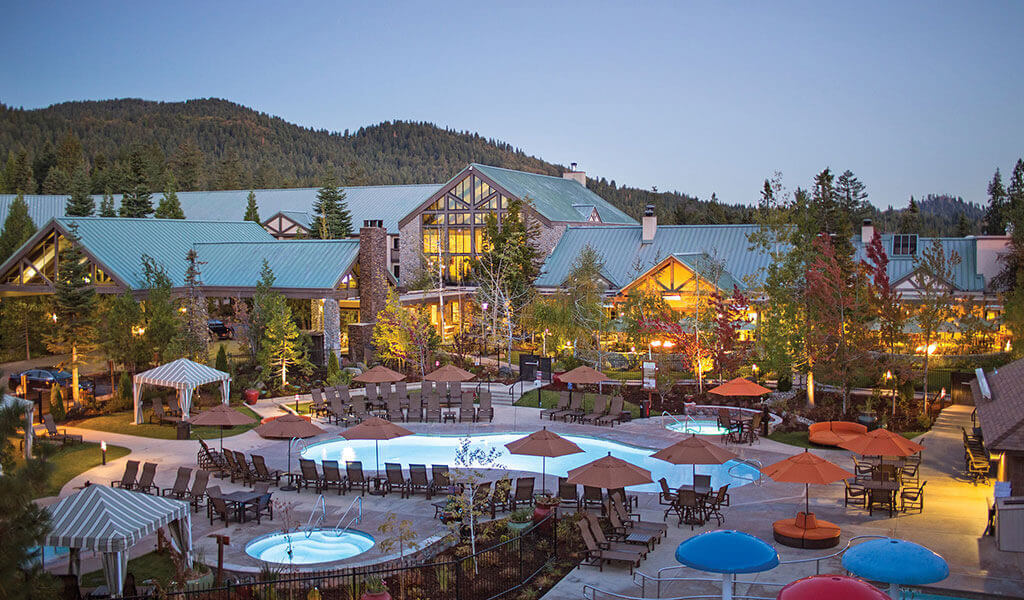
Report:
455,558,462,600
518,531,524,590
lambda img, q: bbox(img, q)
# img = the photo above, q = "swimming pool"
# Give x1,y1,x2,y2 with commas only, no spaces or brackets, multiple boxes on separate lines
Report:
245,529,375,565
665,419,732,436
301,433,761,492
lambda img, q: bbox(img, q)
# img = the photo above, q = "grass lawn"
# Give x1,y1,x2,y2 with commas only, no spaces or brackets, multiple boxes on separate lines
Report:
68,406,262,441
767,430,928,449
81,550,180,588
8,437,131,498
516,389,643,419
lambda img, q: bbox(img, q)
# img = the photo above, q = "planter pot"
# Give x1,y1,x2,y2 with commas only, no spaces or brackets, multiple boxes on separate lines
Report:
243,389,259,405
507,520,532,533
361,592,391,600
533,503,557,531
856,411,878,430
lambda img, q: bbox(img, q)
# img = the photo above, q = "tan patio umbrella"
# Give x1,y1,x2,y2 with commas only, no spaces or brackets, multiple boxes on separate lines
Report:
558,365,609,408
424,364,476,382
188,404,256,451
838,428,925,457
566,452,653,489
505,427,583,494
254,413,325,439
353,365,406,384
651,433,738,483
339,416,414,476
708,377,772,397
763,449,854,515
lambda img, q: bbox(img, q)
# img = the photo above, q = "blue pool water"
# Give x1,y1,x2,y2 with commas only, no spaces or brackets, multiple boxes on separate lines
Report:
301,433,760,493
246,529,375,564
24,546,69,566
665,419,732,436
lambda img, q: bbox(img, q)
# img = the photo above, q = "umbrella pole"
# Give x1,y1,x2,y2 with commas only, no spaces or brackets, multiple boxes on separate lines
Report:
805,483,810,516
219,427,224,453
375,439,380,477
542,456,546,496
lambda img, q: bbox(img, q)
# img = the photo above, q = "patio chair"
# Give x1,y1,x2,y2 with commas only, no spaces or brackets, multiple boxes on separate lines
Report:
541,391,570,420
168,395,184,417
365,382,379,407
609,487,639,511
705,485,730,526
234,450,259,484
472,481,493,510
197,438,227,472
221,449,240,482
322,460,347,495
208,495,235,526
385,463,410,498
606,499,664,544
669,489,705,529
598,396,626,426
346,460,370,495
186,470,211,512
511,477,535,510
251,454,283,485
150,398,180,425
693,474,712,492
580,394,608,424
576,519,643,574
558,477,580,510
425,394,441,423
297,459,324,494
162,467,193,500
900,460,920,485
42,413,83,444
488,477,513,514
135,462,160,495
478,390,494,423
450,382,462,403
310,388,329,417
380,382,392,404
744,413,762,444
245,483,274,524
658,478,678,507
387,395,405,422
852,457,873,481
459,393,475,423
431,464,453,496
562,394,586,423
582,485,604,512
844,480,868,508
610,495,667,538
900,481,926,513
328,393,350,426
336,384,351,403
582,511,649,554
111,460,140,489
423,380,434,398
396,381,409,405
409,464,432,498
408,393,424,422
868,488,896,517
350,398,370,423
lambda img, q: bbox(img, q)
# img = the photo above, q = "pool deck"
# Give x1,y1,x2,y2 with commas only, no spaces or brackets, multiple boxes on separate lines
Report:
37,392,1024,598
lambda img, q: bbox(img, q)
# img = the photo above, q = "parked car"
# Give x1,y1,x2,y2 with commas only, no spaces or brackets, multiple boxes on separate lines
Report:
208,319,235,340
8,368,94,395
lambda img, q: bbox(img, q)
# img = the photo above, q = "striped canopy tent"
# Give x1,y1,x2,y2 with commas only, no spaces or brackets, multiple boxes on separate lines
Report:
44,484,192,596
132,358,231,425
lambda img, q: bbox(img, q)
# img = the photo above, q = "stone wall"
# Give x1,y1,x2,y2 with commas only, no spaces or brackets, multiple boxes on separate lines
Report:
347,322,375,365
359,225,388,323
398,218,422,287
534,221,567,258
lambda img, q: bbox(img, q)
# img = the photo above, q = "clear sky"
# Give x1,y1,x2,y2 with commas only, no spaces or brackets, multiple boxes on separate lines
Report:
2,1,1022,208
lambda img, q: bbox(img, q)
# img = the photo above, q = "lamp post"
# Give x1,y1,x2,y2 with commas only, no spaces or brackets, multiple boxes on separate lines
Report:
885,370,896,418
752,363,759,384
542,329,549,356
100,440,107,465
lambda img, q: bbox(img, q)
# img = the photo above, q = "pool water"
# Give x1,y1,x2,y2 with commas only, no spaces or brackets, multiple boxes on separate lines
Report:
245,529,375,564
301,433,761,493
24,545,69,566
665,419,732,436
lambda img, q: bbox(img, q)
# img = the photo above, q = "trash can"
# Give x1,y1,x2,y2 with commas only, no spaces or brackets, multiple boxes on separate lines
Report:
176,422,191,440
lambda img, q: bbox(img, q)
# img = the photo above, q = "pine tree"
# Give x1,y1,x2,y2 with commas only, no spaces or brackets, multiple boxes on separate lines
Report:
65,165,94,216
1007,159,1024,230
155,176,185,219
42,167,70,194
139,256,181,364
900,197,920,233
244,190,260,222
167,250,209,361
215,344,229,372
309,170,352,239
984,168,1009,235
99,190,117,217
956,212,973,237
0,193,37,262
46,223,97,404
258,286,309,388
119,185,154,217
100,291,147,372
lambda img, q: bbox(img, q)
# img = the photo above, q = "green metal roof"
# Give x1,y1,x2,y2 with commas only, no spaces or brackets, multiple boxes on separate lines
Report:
469,164,637,224
53,217,273,289
673,253,745,291
853,234,985,291
194,239,360,290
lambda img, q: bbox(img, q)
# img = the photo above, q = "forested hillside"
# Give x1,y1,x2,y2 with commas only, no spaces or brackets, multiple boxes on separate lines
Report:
0,98,990,232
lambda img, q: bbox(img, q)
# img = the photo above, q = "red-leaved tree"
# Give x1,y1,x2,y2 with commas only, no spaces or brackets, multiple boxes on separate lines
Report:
709,286,752,382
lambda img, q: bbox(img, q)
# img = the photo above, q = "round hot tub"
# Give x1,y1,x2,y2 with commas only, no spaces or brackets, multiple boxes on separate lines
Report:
245,529,375,565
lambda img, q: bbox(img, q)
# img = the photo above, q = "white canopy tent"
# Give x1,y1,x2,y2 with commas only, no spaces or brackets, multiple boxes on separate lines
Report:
132,358,231,425
44,484,192,596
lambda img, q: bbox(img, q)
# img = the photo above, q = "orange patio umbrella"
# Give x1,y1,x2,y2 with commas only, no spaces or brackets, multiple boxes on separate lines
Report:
505,427,583,494
188,404,256,451
424,364,476,382
353,365,406,384
651,434,738,483
708,377,772,397
254,413,325,439
763,449,854,515
567,453,653,489
838,428,924,457
340,416,414,475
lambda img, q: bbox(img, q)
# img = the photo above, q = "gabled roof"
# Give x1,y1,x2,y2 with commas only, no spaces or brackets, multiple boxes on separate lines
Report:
469,164,636,224
272,210,314,229
536,224,766,289
972,358,1024,452
195,239,360,291
855,234,985,292
135,358,230,389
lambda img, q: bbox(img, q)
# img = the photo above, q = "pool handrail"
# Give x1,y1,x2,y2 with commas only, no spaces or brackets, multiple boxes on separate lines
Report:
660,411,703,434
584,583,774,600
331,495,362,537
304,494,327,538
727,457,764,486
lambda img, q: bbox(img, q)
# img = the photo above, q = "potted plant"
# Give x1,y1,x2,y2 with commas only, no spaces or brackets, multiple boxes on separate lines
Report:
244,388,259,405
507,508,533,533
533,494,560,528
361,575,390,600
856,394,878,429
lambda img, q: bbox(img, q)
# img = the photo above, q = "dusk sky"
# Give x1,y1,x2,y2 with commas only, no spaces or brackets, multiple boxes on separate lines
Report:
3,1,1022,208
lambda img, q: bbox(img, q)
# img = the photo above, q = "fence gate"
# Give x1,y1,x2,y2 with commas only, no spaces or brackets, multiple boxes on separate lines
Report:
950,371,976,405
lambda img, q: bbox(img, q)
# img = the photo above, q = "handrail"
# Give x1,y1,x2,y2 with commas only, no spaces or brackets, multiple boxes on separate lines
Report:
727,457,764,486
304,494,327,538
584,583,773,600
331,495,363,536
661,411,702,434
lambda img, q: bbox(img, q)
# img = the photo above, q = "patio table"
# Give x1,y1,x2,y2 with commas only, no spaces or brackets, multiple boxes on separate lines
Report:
624,531,657,551
863,480,899,516
221,490,263,522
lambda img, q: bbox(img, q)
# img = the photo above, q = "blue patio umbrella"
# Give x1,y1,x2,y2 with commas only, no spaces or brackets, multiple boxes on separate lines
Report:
842,538,948,599
675,530,780,600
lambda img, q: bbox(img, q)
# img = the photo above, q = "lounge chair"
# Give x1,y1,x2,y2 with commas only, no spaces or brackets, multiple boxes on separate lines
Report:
186,470,211,512
162,467,193,500
322,460,346,495
582,511,649,555
111,460,140,489
558,478,579,511
197,439,227,472
488,478,513,514
233,450,258,484
511,477,535,510
168,395,184,417
450,382,462,404
346,461,370,495
151,399,181,425
598,396,626,426
582,485,604,512
387,395,405,422
607,497,666,541
309,388,328,417
430,464,452,496
336,384,352,403
297,459,323,493
609,487,639,511
351,398,370,423
425,394,441,423
477,391,493,423
459,393,475,423
409,464,432,498
900,481,926,512
407,393,423,422
576,519,643,573
221,449,240,481
365,383,379,408
541,391,570,420
135,462,160,495
844,480,868,507
557,394,584,422
580,395,608,424
42,413,83,444
395,381,409,405
385,463,410,498
251,454,283,485
328,393,350,426
472,481,493,511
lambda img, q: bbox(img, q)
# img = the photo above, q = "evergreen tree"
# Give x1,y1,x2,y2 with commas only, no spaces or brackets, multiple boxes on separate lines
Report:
900,197,921,233
65,165,95,216
309,170,352,239
55,131,83,174
257,273,309,388
956,211,973,237
100,291,147,372
119,184,154,217
1007,159,1024,230
155,176,185,219
168,140,204,191
0,193,37,262
984,168,1009,235
167,249,209,361
12,150,36,194
139,256,180,364
99,190,117,217
244,190,260,222
215,344,229,372
45,223,97,404
42,167,70,194
249,260,277,357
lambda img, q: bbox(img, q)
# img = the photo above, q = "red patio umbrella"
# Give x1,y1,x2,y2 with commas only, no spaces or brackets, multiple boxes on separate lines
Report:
505,427,583,493
651,434,738,482
708,377,772,397
763,449,853,515
838,428,925,457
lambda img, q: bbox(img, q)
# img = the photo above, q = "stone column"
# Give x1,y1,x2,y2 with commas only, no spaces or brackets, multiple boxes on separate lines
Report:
323,298,341,362
349,224,388,363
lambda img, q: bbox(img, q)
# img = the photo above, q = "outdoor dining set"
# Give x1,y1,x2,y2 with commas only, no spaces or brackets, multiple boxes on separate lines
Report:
845,454,926,516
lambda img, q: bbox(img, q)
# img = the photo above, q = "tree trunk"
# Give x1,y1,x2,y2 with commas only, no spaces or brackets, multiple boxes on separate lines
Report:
71,345,81,406
806,362,815,407
23,317,30,361
922,337,930,416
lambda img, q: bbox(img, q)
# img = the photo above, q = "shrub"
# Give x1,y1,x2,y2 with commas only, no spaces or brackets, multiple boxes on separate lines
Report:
326,351,341,382
49,384,66,422
108,371,133,412
214,344,229,373
776,373,792,392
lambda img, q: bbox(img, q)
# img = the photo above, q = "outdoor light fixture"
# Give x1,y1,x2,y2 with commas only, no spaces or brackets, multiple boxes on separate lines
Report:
664,295,682,301
179,306,188,313
663,340,675,349
915,344,938,355
100,441,107,465
481,302,488,310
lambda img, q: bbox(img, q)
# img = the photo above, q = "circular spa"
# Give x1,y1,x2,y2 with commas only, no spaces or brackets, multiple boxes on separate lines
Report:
245,529,376,565
663,406,781,437
301,433,761,492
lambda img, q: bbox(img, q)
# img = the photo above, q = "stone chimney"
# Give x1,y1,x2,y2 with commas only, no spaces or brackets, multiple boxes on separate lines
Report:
642,204,657,243
348,221,388,363
562,162,586,186
861,219,875,244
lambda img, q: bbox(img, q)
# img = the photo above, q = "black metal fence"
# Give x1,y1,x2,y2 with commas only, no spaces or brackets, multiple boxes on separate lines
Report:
122,515,557,600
